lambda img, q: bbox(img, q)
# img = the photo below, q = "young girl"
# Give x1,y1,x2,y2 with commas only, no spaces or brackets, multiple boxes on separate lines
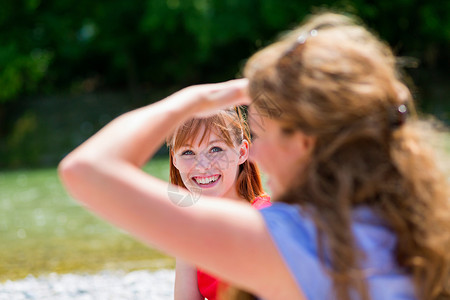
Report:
59,12,450,300
167,108,270,300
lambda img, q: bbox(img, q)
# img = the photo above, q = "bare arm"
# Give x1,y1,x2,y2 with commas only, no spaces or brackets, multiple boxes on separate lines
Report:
174,259,203,300
58,80,305,299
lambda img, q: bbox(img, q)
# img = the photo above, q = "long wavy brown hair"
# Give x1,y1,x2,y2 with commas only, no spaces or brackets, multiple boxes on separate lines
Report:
240,12,450,300
166,107,265,203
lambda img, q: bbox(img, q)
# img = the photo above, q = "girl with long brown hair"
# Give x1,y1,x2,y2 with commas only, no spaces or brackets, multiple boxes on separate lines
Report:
59,12,449,300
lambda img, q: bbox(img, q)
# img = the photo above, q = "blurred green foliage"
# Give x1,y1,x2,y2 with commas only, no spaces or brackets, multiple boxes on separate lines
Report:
0,0,449,168
1,0,449,101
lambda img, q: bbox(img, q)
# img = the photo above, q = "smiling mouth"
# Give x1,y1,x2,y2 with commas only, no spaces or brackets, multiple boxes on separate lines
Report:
192,175,221,186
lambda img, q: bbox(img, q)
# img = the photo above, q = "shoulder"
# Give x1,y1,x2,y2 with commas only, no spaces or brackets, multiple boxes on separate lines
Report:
260,202,313,231
259,202,318,255
251,194,272,209
197,268,220,300
258,204,417,300
259,203,331,298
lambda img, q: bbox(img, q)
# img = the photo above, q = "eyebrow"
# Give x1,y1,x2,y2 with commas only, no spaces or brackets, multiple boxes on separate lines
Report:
180,139,227,149
208,139,227,145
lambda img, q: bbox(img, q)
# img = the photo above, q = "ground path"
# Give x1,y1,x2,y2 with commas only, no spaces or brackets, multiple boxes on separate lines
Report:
0,269,175,300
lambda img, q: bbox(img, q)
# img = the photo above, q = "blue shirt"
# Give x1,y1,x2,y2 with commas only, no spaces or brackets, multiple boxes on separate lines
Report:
260,202,416,300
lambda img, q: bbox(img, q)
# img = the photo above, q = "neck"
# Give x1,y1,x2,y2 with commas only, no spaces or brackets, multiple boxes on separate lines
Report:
223,184,248,203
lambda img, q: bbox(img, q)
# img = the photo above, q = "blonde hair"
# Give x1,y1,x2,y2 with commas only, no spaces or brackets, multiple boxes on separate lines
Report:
166,107,265,203
243,12,450,300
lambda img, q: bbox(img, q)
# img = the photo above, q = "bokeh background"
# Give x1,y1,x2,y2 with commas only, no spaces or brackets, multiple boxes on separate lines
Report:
1,0,449,282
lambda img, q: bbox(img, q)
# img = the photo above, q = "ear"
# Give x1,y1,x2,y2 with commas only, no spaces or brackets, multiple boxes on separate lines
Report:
237,139,250,165
171,150,178,168
290,131,316,163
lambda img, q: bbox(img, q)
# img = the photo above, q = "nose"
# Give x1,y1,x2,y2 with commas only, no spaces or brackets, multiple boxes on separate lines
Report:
194,152,212,171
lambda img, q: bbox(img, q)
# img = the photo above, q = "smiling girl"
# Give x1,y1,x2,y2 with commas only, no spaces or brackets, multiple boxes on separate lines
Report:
166,108,271,300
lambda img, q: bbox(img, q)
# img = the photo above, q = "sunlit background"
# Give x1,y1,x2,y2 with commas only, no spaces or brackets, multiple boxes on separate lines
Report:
1,0,449,285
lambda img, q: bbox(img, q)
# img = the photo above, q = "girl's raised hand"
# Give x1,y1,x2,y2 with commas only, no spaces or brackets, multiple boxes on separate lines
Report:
168,79,251,118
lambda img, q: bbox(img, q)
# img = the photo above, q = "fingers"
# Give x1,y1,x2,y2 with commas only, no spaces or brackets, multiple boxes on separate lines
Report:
167,79,252,119
206,79,251,107
227,78,251,105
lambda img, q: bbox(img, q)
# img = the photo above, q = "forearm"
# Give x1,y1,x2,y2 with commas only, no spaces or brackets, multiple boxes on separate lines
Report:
175,259,203,300
61,91,198,169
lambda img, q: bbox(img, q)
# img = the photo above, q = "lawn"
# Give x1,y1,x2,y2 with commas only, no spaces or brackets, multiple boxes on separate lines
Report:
0,156,174,282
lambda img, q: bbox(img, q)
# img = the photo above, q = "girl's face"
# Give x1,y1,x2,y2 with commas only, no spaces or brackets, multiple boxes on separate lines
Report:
172,126,249,200
248,107,314,199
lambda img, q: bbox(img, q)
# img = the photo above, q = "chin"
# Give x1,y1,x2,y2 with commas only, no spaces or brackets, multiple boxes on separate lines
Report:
269,183,287,201
200,189,221,197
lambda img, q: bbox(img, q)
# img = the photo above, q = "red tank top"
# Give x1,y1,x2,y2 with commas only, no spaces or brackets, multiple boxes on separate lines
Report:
196,195,271,300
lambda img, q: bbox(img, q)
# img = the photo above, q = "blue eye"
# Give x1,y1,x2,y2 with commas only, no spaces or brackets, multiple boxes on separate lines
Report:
210,146,223,153
182,150,194,156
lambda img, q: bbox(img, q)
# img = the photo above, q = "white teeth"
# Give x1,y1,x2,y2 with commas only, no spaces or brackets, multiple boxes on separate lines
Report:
194,175,219,185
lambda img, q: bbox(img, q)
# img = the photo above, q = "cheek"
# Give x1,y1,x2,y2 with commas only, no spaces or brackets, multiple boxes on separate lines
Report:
249,141,263,163
220,164,240,191
249,145,270,175
251,141,272,162
220,153,239,176
174,157,196,174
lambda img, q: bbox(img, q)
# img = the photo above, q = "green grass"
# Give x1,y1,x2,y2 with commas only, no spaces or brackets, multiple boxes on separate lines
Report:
0,156,174,282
